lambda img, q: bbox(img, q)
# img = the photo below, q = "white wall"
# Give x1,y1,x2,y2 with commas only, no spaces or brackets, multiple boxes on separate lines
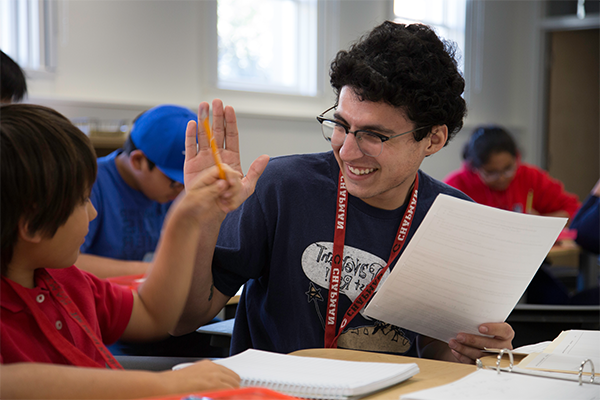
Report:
26,0,543,181
31,1,203,106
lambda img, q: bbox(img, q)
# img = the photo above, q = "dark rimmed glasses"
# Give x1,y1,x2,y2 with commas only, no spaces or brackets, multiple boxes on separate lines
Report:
316,106,430,157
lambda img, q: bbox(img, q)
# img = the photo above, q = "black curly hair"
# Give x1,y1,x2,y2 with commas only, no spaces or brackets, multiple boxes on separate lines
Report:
329,21,466,145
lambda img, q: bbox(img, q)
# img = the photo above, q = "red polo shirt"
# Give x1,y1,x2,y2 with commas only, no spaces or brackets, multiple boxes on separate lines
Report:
1,266,133,365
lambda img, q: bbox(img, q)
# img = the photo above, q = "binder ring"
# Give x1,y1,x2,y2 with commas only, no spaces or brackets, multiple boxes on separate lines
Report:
578,359,595,386
496,348,514,374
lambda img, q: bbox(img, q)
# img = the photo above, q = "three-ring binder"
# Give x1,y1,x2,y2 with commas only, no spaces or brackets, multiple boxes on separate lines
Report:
579,359,596,385
476,348,596,386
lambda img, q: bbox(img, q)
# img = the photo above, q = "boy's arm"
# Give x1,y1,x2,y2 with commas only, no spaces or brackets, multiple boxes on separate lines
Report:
75,254,149,279
1,360,239,399
120,165,236,341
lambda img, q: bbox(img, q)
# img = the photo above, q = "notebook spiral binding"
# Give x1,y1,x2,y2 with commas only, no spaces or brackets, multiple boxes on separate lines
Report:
476,348,596,386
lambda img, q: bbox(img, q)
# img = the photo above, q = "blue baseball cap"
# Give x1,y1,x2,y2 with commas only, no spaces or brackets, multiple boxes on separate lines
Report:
129,104,196,184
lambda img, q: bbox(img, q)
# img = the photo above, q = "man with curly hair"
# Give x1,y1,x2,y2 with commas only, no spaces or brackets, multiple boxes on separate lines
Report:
176,21,515,364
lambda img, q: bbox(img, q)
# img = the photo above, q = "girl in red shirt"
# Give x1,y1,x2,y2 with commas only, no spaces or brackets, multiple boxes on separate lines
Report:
444,125,580,222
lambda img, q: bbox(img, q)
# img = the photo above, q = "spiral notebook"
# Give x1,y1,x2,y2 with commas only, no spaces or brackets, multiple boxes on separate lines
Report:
177,349,419,400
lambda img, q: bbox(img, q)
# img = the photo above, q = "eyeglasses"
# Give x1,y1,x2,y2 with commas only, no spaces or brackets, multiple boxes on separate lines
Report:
477,163,518,181
316,106,430,157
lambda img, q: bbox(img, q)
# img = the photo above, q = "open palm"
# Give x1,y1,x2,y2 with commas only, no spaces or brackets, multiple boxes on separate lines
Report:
184,100,269,203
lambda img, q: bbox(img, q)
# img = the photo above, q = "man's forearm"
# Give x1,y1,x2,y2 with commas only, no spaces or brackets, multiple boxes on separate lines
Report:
171,224,230,335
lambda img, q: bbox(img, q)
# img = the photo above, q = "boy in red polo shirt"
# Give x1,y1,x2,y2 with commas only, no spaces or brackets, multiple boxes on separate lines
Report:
0,104,266,398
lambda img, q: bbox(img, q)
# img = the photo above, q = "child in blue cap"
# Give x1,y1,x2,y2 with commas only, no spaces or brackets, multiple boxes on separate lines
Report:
0,103,247,398
77,104,194,278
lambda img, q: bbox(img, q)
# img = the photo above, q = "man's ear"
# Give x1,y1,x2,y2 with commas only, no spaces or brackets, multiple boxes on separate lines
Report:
18,218,43,244
424,125,448,157
129,150,148,172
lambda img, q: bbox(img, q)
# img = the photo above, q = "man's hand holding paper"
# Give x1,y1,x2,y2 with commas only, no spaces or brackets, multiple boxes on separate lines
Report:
364,195,567,364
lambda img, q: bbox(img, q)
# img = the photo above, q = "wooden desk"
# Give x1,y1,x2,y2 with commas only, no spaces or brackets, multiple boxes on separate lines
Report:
290,348,476,399
226,295,240,306
90,134,126,157
547,239,581,267
546,239,598,290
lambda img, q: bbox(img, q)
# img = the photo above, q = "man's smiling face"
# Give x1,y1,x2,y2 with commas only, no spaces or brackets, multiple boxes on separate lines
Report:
331,86,444,210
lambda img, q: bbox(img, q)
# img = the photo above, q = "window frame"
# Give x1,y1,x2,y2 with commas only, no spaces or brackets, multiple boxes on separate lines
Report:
204,0,339,108
215,0,318,96
0,0,56,76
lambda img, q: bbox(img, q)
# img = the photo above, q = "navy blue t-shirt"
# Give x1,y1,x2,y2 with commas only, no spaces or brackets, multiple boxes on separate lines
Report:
212,151,471,356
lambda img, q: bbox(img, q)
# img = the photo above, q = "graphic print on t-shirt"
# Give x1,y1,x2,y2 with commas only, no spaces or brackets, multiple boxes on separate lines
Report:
301,241,412,353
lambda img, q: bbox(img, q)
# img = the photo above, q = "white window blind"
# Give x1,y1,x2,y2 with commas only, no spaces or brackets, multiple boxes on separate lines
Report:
0,0,55,72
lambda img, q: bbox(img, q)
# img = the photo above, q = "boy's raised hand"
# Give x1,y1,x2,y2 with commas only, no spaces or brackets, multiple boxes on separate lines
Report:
184,100,269,205
181,163,245,219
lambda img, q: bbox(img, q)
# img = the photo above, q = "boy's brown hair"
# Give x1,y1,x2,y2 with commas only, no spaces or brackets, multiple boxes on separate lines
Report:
1,104,97,273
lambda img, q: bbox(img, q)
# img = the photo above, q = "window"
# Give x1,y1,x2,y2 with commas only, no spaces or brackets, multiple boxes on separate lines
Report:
216,0,318,96
0,0,55,72
393,0,466,74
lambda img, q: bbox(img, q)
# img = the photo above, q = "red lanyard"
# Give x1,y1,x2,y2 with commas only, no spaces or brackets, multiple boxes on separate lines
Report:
4,269,123,369
324,172,419,348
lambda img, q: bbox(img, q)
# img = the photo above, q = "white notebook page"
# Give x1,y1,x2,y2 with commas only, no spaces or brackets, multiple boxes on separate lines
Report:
211,349,419,399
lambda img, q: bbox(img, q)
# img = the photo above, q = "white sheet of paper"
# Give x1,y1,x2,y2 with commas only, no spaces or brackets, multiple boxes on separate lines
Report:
400,369,600,400
519,330,600,374
513,341,551,354
363,194,567,343
544,330,600,359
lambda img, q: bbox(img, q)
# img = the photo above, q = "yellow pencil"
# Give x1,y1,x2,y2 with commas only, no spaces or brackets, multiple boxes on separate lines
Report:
526,190,534,214
200,109,226,180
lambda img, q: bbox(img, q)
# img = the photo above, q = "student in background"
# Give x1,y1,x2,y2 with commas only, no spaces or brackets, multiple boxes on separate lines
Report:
77,104,193,279
174,21,515,364
527,180,599,305
566,179,600,305
444,125,580,222
570,179,600,255
0,104,262,398
79,104,227,358
1,50,28,104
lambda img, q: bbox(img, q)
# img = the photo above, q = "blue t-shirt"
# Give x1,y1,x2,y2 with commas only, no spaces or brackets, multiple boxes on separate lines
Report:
212,151,472,356
81,150,172,261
